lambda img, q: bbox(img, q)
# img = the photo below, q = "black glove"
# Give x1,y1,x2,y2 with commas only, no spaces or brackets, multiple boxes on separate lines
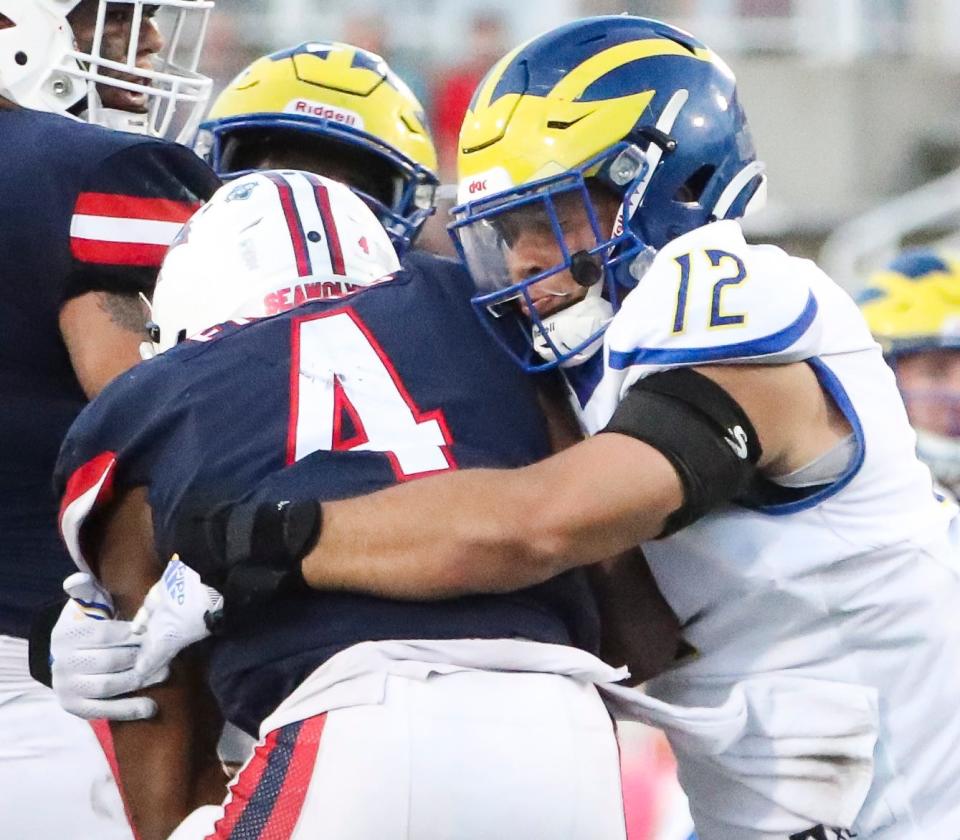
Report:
172,498,322,628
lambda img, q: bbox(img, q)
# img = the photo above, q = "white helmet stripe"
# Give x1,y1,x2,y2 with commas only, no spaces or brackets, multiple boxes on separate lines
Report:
712,160,767,220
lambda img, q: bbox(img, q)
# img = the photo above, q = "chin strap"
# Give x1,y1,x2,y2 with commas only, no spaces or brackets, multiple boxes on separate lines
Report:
81,105,151,135
532,283,613,368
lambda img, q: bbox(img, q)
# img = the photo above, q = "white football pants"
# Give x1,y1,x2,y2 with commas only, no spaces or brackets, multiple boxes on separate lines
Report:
173,642,629,840
0,635,133,839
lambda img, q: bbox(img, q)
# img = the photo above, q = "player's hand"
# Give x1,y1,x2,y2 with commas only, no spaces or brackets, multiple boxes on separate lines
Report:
171,498,321,628
50,572,162,721
131,557,223,680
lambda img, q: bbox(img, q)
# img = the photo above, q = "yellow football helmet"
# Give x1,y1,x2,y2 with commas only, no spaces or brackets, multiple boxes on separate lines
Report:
859,249,960,355
860,248,960,492
194,42,438,253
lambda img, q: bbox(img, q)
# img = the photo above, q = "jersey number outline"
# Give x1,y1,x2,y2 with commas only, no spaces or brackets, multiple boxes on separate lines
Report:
672,249,748,333
287,307,456,480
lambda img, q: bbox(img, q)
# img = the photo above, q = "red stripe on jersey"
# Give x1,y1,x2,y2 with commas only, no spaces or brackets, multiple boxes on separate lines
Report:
58,451,117,536
264,172,312,278
309,177,346,275
206,730,281,840
257,714,327,838
70,238,169,267
74,192,201,223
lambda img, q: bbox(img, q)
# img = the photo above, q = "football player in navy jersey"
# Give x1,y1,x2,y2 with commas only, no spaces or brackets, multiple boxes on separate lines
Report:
0,2,218,837
47,35,628,719
54,171,637,840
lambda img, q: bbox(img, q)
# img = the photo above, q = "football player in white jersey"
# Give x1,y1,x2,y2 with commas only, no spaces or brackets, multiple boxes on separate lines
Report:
859,248,960,497
170,15,960,840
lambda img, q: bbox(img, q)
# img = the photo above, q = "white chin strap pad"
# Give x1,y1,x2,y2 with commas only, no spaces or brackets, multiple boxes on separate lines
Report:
532,285,613,367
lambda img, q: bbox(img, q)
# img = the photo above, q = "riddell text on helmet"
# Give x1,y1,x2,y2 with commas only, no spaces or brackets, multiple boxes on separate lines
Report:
284,99,365,129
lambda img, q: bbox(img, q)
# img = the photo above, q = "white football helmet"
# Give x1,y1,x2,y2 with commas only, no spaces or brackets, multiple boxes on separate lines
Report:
0,0,213,141
147,169,402,355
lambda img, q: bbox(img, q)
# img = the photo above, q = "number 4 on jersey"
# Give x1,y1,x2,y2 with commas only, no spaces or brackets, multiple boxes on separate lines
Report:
287,309,456,480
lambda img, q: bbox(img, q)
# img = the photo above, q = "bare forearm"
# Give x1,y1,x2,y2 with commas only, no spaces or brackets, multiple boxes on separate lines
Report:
92,489,223,838
111,654,224,840
301,434,683,599
306,467,557,598
60,291,146,398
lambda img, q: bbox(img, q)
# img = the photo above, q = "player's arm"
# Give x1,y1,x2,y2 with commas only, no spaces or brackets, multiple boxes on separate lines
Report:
84,487,224,840
59,142,219,397
177,360,842,605
59,292,147,398
294,361,830,595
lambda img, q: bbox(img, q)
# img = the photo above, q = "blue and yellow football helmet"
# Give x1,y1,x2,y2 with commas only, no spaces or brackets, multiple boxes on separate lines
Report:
859,248,960,491
859,249,960,355
193,42,439,254
448,16,767,371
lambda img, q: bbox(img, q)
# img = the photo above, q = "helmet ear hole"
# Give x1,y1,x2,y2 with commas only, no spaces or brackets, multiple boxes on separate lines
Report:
675,164,716,204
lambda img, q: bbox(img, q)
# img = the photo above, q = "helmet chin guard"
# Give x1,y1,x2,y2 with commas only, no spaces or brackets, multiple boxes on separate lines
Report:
532,285,613,368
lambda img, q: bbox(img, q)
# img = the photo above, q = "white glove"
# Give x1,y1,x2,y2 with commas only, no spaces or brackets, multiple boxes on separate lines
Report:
131,556,223,682
50,572,162,721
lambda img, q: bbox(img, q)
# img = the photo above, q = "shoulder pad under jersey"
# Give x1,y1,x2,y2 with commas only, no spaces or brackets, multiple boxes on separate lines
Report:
605,221,822,378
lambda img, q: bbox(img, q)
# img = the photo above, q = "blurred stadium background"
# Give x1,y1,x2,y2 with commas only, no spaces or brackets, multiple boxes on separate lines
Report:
197,0,960,292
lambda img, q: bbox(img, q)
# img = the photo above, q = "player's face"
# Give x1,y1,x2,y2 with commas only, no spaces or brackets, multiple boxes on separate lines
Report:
499,187,621,319
895,348,960,437
68,1,164,113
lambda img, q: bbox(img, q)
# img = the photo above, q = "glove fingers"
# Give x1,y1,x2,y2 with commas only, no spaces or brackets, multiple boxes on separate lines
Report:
134,661,171,687
66,696,158,722
56,644,139,675
60,668,145,700
54,615,136,648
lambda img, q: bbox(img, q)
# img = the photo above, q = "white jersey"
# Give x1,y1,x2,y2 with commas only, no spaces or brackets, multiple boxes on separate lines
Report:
568,221,960,839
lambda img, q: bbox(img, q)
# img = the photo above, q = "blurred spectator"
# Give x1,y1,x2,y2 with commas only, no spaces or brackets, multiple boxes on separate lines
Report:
432,11,507,179
343,11,388,54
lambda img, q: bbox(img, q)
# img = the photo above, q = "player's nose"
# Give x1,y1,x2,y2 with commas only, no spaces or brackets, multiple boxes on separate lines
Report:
138,16,164,61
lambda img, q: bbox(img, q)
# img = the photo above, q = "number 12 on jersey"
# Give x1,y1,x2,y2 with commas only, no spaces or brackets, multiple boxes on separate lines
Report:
287,308,456,480
672,249,748,333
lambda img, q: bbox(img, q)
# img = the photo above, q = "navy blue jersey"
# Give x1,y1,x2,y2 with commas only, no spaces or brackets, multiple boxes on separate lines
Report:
0,107,219,638
56,255,600,734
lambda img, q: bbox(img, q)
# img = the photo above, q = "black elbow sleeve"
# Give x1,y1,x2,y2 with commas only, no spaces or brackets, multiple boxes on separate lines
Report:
601,367,762,536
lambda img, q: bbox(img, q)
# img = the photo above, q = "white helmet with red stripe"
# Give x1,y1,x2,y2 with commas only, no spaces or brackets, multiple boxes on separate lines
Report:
147,169,401,355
